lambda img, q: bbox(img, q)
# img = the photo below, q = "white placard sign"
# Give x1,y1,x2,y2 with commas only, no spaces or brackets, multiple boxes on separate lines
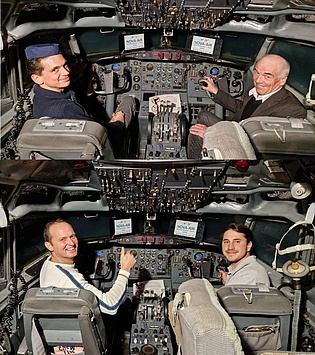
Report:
124,34,145,51
191,35,216,55
174,220,198,239
114,218,132,235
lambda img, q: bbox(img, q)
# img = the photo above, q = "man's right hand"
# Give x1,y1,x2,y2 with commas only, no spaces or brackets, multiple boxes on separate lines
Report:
120,246,136,272
189,124,208,138
199,76,219,95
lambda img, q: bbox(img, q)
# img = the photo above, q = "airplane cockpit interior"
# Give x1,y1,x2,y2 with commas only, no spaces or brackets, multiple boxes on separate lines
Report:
1,0,315,354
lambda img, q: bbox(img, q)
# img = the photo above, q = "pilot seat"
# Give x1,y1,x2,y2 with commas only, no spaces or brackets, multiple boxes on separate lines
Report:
201,121,257,160
6,86,114,160
201,116,315,160
20,287,107,355
240,116,315,158
171,278,244,355
16,118,114,160
217,285,292,354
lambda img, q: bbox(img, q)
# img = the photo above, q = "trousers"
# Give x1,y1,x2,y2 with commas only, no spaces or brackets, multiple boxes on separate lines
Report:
187,110,221,159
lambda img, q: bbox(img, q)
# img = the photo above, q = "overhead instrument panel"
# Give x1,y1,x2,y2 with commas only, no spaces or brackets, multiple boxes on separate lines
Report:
94,161,227,213
115,0,250,29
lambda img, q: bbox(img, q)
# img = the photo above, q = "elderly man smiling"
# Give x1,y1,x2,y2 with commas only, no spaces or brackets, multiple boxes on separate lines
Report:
187,54,307,159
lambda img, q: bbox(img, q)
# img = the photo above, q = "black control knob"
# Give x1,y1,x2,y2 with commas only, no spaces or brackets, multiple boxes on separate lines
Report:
198,78,208,87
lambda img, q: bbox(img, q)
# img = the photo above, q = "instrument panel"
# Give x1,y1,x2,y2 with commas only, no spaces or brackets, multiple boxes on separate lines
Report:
88,234,226,354
93,52,244,159
116,0,242,30
95,161,227,212
93,52,244,119
89,235,226,292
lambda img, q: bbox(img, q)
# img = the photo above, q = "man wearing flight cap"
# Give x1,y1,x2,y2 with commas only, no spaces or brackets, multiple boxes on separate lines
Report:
25,43,136,158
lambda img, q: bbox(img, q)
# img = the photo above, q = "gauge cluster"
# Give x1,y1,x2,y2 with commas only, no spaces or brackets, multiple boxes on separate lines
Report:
94,55,244,113
93,53,244,158
86,233,226,355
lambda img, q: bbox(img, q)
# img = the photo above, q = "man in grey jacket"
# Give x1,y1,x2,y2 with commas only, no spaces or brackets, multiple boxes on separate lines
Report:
188,54,307,159
219,223,270,286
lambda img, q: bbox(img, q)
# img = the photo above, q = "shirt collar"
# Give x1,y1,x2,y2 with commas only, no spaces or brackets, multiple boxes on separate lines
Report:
249,87,282,103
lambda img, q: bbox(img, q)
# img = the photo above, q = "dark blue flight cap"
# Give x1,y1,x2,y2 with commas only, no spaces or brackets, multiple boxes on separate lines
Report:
25,43,61,60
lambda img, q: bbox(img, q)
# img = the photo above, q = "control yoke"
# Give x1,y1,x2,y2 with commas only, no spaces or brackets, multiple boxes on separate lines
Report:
94,68,132,95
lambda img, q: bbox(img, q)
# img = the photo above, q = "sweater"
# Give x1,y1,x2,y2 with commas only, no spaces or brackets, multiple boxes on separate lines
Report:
226,255,270,286
40,256,129,315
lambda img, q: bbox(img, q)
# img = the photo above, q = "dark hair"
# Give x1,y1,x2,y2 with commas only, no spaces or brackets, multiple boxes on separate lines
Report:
26,58,44,76
221,223,253,243
43,218,69,243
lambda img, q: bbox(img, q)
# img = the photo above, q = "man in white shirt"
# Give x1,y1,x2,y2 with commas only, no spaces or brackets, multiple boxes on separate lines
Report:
40,219,136,314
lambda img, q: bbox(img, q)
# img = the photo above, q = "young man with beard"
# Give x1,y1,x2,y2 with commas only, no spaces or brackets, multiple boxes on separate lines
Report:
219,223,270,286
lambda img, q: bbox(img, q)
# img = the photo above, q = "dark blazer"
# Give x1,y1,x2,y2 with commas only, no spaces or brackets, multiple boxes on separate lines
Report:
213,87,307,121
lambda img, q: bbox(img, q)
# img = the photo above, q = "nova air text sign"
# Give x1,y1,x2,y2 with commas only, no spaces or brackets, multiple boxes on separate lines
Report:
124,34,145,51
191,35,216,55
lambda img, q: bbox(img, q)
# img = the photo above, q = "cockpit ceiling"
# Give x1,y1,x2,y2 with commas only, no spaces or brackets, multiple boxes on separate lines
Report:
0,160,312,223
3,0,315,41
0,161,94,209
0,161,92,186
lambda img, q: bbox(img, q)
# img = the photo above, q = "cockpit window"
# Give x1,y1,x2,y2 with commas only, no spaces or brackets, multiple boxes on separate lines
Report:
0,230,4,280
269,39,315,96
220,33,265,63
77,29,191,58
77,29,121,57
16,3,68,25
251,220,300,267
1,51,13,115
1,3,12,25
15,217,50,270
76,29,264,64
15,185,57,207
